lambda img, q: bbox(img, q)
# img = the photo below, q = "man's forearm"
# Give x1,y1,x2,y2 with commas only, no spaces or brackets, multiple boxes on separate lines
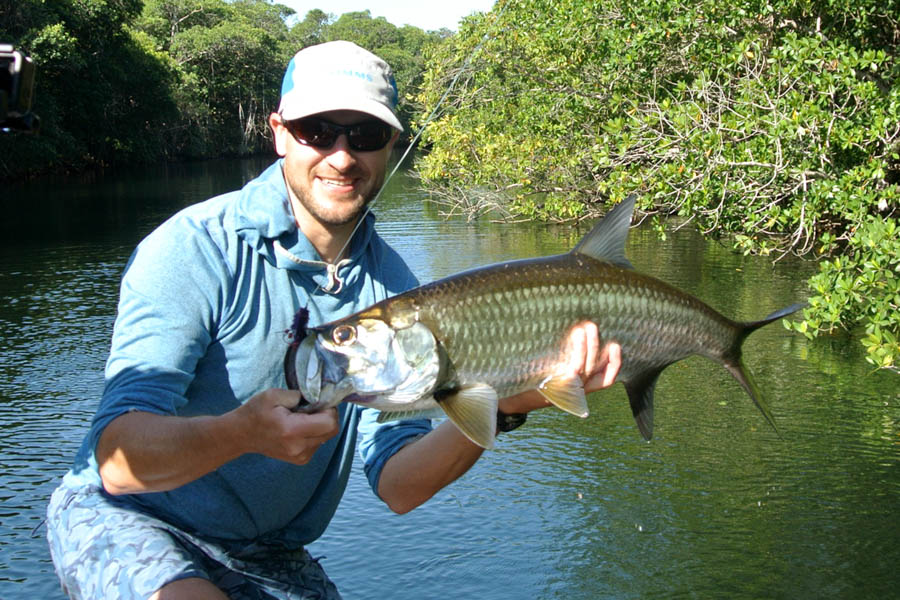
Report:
95,388,341,495
96,410,248,495
377,419,484,514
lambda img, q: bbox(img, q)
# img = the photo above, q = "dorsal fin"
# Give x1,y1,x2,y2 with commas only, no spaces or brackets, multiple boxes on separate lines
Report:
571,194,637,269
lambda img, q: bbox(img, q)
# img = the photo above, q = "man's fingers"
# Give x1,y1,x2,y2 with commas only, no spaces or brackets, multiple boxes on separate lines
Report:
582,322,600,380
564,321,603,382
565,326,586,376
583,342,622,393
265,388,306,410
286,407,340,438
602,343,621,388
273,408,341,464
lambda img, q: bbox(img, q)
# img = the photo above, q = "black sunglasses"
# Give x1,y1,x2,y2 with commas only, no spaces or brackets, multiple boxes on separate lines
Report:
282,116,394,152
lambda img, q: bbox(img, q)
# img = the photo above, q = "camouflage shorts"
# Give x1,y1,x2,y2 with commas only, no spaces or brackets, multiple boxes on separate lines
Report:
46,483,343,600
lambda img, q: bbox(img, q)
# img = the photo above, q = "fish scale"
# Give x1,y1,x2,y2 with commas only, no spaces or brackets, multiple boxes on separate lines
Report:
289,196,805,448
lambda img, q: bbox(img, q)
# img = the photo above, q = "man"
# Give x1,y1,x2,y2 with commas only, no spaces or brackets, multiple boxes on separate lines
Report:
46,41,621,599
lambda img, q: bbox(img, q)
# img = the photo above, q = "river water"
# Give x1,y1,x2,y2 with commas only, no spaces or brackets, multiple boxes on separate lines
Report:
1,156,897,599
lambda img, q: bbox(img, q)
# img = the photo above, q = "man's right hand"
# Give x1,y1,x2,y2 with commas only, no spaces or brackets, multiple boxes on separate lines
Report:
235,389,340,465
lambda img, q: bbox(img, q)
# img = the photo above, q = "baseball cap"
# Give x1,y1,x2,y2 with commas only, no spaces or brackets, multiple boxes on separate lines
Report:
278,41,403,131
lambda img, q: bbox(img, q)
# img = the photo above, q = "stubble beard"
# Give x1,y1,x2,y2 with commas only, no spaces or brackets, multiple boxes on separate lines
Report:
289,172,386,228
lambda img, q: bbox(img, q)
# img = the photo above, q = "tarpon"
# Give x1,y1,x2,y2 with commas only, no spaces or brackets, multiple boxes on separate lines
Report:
285,196,804,448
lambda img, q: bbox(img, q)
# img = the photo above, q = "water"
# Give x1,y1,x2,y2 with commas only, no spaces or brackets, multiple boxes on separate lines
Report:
1,156,897,599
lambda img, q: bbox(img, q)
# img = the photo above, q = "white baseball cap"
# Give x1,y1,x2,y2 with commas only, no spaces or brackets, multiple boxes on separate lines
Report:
278,41,403,131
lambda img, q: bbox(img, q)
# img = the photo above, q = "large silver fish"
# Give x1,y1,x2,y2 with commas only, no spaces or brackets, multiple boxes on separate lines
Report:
284,196,803,448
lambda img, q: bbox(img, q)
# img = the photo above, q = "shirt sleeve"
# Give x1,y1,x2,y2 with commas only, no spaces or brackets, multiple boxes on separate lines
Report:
357,409,433,497
84,214,229,461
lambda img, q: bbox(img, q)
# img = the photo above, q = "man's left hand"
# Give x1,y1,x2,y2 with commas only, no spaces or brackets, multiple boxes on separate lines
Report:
498,321,621,415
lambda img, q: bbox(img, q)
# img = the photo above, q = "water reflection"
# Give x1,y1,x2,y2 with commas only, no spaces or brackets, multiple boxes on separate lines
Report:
0,156,898,599
1,156,274,245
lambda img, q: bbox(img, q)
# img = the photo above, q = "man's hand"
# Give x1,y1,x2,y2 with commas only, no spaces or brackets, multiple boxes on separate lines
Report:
498,321,621,414
562,321,621,394
234,389,340,465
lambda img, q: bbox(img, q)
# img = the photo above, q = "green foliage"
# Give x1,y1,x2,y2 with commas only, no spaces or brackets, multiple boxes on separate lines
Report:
129,0,297,157
159,0,289,156
0,0,179,176
325,10,401,50
288,8,329,48
415,0,899,369
1,2,445,175
786,215,900,372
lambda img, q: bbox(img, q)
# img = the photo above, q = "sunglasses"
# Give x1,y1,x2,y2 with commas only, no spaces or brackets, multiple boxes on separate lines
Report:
282,116,394,152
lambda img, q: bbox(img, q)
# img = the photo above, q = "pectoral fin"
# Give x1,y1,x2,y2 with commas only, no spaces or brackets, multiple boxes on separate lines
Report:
438,383,499,449
536,374,589,418
624,368,665,440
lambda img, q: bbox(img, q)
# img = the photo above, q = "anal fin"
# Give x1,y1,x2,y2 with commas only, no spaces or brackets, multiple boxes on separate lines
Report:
537,374,589,418
439,383,499,449
623,368,665,440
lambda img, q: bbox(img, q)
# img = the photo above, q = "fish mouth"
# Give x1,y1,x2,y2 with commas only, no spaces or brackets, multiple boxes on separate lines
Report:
284,307,312,392
284,343,301,390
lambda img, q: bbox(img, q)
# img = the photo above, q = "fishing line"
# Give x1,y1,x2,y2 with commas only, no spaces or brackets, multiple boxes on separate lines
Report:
328,4,507,276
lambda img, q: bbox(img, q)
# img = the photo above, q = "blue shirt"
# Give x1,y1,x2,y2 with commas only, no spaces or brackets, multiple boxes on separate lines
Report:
62,159,432,545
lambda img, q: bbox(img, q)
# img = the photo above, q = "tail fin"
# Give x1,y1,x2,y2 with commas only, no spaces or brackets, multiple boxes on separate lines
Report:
743,302,807,336
724,302,806,436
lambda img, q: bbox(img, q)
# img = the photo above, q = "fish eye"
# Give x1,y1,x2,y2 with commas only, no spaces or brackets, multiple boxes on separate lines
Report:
332,325,356,346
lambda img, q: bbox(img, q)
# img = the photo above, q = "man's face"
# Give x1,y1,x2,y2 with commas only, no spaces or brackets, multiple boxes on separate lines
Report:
271,110,398,231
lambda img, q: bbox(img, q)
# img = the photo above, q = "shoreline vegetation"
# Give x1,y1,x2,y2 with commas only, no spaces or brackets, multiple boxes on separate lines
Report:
2,0,897,370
